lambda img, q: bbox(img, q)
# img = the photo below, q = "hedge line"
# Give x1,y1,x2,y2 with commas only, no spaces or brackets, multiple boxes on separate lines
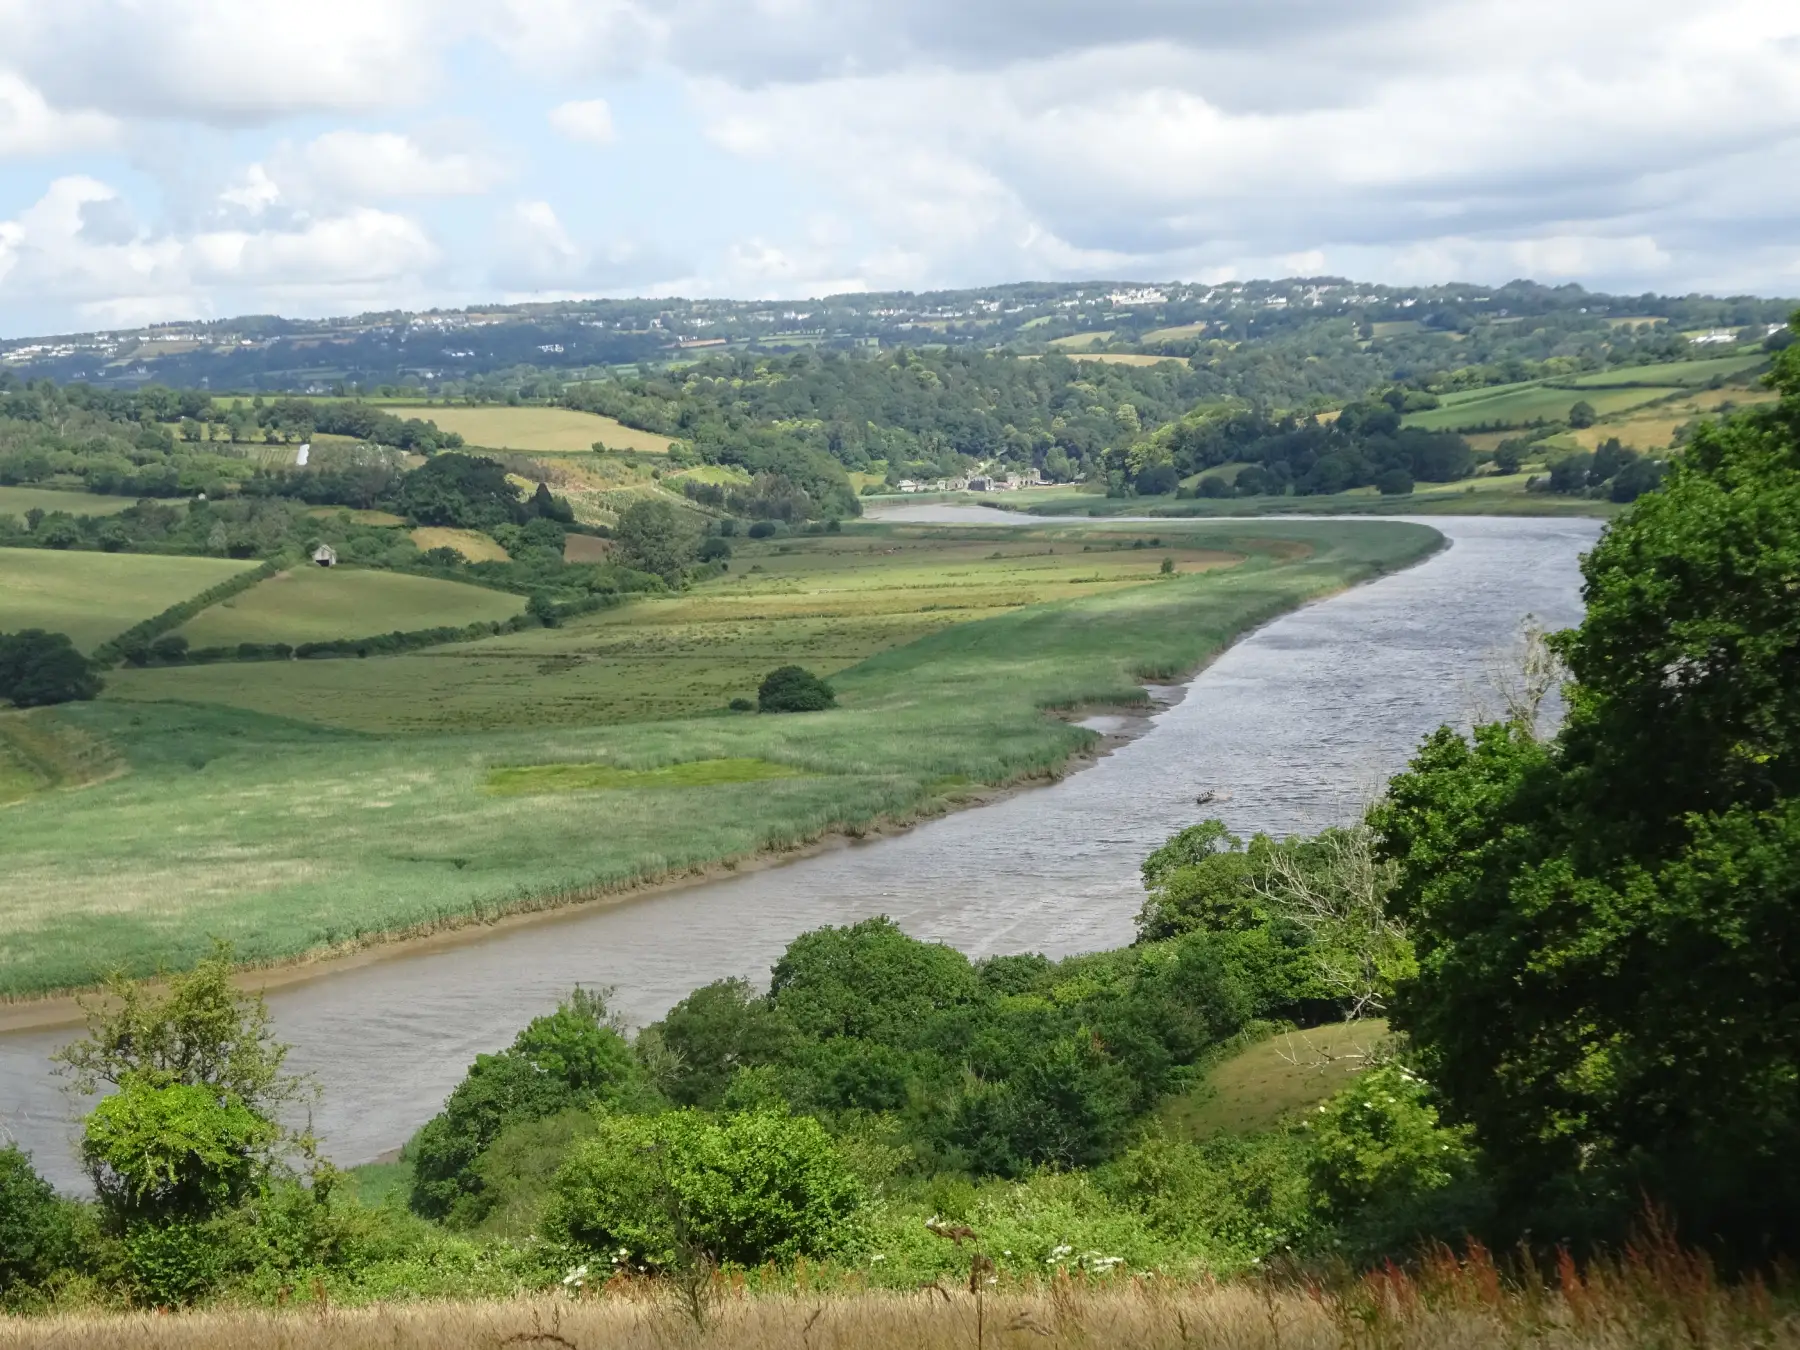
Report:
92,558,288,668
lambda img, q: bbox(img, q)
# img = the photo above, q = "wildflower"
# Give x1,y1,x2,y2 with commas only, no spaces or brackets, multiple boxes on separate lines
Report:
562,1264,589,1288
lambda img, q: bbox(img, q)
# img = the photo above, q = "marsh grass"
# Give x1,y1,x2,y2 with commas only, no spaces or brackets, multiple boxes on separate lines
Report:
0,520,1438,996
486,759,812,794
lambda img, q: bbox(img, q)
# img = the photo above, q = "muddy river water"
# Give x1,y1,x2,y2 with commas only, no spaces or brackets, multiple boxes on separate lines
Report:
0,510,1600,1188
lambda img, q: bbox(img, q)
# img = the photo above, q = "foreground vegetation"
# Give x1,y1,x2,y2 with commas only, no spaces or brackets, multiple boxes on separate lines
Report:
0,333,1794,1349
0,518,1434,996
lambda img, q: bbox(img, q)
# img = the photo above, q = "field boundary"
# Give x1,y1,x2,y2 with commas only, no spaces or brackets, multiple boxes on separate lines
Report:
91,557,284,667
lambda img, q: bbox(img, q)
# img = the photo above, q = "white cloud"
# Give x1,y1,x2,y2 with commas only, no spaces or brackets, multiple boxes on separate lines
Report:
1,0,449,124
548,99,616,146
0,176,442,325
0,73,117,158
284,131,504,201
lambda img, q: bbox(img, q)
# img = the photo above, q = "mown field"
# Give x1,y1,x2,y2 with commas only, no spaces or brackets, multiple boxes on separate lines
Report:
1404,382,1681,431
0,518,1438,996
389,405,678,454
174,566,524,647
0,486,139,518
113,531,1249,732
1566,351,1768,386
0,548,257,650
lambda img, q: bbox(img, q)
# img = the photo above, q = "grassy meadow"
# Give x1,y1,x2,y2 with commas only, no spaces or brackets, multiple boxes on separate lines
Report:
391,405,678,454
13,1273,1796,1350
1404,382,1681,431
0,548,257,650
0,486,139,518
1010,476,1615,519
174,566,525,647
408,526,512,561
0,518,1437,996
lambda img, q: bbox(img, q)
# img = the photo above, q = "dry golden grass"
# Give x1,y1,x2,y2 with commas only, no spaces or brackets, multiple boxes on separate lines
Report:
1066,353,1185,367
410,527,511,562
9,1265,1794,1350
398,406,677,455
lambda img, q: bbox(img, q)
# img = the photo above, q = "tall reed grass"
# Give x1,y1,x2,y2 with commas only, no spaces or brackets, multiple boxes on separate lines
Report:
9,1234,1794,1350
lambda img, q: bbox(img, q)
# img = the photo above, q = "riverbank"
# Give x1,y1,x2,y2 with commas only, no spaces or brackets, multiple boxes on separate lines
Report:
0,519,1441,1006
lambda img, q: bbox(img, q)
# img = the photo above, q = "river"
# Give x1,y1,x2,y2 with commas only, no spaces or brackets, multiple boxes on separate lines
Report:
0,511,1600,1190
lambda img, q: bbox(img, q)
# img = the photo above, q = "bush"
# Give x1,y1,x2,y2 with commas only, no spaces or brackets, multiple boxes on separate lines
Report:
408,990,658,1225
1568,400,1597,429
728,697,754,712
123,1219,221,1307
1376,468,1414,496
0,1146,72,1300
747,520,779,539
0,629,102,706
757,664,836,713
82,1079,278,1224
697,536,733,562
546,1108,862,1267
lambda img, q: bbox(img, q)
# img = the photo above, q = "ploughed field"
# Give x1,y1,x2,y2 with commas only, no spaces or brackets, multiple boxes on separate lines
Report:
0,518,1438,997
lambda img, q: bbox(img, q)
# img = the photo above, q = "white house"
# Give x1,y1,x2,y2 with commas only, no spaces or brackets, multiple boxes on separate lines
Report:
312,544,338,567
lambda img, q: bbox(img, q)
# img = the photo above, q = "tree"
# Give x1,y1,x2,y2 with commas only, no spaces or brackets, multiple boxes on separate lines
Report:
82,1079,277,1225
756,665,835,713
0,1146,74,1301
546,1108,862,1268
0,629,102,707
769,916,978,1043
613,499,698,584
1567,400,1597,428
1376,467,1414,495
1372,330,1800,1246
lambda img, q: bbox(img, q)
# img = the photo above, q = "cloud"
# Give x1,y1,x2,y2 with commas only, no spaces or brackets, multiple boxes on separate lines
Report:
0,176,443,326
1,0,448,124
548,99,616,146
281,131,505,202
0,73,116,157
489,199,685,294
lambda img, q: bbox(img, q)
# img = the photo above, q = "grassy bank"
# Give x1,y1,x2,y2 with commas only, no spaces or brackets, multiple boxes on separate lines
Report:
981,482,1617,520
0,518,1436,997
8,1264,1793,1349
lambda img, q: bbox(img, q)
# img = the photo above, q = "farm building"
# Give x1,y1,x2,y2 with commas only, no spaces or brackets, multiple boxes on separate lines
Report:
312,544,338,567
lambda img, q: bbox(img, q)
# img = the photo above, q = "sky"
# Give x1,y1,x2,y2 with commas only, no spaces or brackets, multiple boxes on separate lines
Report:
0,0,1797,337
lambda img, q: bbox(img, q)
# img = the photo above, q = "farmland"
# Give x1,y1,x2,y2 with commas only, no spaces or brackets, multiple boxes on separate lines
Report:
0,548,256,650
1404,382,1681,431
0,517,1438,996
1566,352,1768,386
409,526,511,561
174,566,524,647
388,405,678,454
0,486,138,518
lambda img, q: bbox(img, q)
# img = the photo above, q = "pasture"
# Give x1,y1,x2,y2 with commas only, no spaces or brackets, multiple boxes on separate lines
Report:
1,518,1439,995
111,532,1248,733
0,548,256,650
1048,330,1113,349
174,566,525,647
390,405,678,454
1066,353,1185,367
1142,321,1209,342
0,486,138,518
1405,383,1680,431
1158,1020,1390,1141
1566,352,1768,387
1566,384,1779,452
410,526,511,561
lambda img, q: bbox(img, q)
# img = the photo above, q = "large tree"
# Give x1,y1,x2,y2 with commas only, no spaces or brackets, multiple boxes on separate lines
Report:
1372,324,1800,1248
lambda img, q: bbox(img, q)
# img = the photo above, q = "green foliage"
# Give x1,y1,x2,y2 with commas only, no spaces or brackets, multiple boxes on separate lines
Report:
769,917,976,1041
1567,399,1597,428
83,1079,278,1224
1374,332,1800,1247
121,1218,222,1307
0,1146,78,1303
756,664,836,713
612,498,699,584
54,942,303,1114
652,978,799,1108
392,453,522,530
408,989,658,1225
545,1108,862,1268
1305,1065,1471,1218
0,628,102,705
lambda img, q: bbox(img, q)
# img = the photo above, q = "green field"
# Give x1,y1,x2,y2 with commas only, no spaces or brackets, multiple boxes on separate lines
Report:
1405,383,1680,431
1157,1020,1390,1141
1566,352,1769,387
174,566,524,647
0,548,257,650
0,487,140,518
0,518,1439,996
386,405,677,454
1015,476,1617,520
114,532,1247,732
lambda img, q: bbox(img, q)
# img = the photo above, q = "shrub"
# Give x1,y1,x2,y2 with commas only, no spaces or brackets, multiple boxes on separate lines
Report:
122,1219,221,1307
0,1146,72,1300
1376,467,1414,496
82,1079,278,1225
0,629,102,706
728,697,754,712
546,1108,862,1267
757,664,836,713
746,520,779,539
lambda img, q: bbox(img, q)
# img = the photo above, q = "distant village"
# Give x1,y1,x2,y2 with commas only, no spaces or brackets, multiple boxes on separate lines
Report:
893,468,1050,494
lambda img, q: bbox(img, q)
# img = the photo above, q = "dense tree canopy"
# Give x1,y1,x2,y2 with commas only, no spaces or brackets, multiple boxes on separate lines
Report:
0,629,101,707
1373,332,1800,1248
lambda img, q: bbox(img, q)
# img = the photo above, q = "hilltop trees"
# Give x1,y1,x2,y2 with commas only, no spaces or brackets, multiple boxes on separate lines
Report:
1373,329,1800,1246
612,499,699,584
